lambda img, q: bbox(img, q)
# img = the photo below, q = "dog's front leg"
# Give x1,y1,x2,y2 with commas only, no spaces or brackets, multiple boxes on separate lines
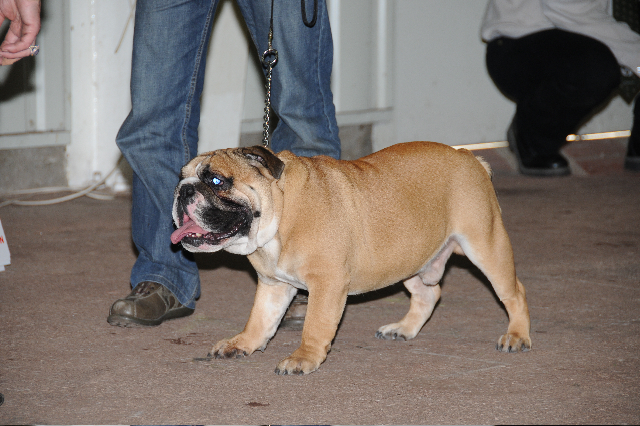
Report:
211,280,297,359
275,283,348,375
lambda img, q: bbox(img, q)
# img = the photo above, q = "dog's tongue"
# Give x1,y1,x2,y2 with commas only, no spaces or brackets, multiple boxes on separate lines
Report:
171,218,207,244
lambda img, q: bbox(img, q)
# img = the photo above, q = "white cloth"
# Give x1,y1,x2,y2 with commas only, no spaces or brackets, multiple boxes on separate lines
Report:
481,0,640,76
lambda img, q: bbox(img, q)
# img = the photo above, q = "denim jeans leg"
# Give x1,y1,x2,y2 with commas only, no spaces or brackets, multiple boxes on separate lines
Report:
115,0,219,308
238,0,341,159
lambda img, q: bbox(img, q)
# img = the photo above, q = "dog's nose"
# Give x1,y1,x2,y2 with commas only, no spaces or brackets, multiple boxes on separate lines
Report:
180,184,196,200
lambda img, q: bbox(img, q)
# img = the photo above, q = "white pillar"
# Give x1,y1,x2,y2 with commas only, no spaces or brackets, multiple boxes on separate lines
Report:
67,0,133,189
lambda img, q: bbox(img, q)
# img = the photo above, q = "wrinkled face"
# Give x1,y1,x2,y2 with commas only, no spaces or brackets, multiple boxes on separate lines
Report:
171,146,285,255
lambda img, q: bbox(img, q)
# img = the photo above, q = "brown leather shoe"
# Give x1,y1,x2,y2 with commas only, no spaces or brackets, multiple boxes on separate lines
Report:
107,282,193,327
279,294,307,330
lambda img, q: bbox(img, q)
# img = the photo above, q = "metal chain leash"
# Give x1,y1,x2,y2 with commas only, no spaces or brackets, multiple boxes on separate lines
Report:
261,0,278,148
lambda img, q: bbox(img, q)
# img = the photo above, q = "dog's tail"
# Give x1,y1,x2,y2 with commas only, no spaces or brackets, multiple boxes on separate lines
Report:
455,147,501,211
475,156,493,179
455,148,493,179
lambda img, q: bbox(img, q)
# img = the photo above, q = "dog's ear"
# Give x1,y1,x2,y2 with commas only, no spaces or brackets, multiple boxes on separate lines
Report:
240,146,285,179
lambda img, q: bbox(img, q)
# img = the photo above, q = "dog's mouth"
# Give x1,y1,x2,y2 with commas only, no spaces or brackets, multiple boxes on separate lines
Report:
171,214,248,247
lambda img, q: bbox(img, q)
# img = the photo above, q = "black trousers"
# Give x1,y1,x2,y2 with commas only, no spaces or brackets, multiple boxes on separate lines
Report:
486,29,621,156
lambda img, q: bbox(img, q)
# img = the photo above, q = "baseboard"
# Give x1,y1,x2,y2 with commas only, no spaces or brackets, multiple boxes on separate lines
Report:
0,124,373,193
0,145,68,192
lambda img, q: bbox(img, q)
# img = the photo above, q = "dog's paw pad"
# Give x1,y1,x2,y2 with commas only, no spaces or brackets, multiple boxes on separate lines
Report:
496,333,532,353
375,330,407,340
274,354,321,376
213,347,248,359
376,323,415,341
211,338,254,359
274,366,305,376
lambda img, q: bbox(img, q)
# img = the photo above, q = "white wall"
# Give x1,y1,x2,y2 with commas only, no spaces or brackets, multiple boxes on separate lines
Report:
0,0,70,149
196,0,249,154
241,0,634,151
374,0,633,149
383,0,510,147
3,0,631,189
65,0,249,187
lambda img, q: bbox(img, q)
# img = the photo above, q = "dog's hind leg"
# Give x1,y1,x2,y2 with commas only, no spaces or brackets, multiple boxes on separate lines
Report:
376,276,441,341
458,218,531,353
375,240,459,341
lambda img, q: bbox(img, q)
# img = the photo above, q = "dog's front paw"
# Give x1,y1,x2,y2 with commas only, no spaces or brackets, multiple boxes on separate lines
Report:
274,348,324,375
496,333,532,353
375,323,417,341
210,337,258,359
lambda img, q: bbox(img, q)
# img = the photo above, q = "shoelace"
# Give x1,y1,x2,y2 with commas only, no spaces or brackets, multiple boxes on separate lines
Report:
132,282,157,296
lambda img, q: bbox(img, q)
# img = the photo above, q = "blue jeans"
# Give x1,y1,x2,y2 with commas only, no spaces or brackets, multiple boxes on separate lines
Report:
116,0,340,308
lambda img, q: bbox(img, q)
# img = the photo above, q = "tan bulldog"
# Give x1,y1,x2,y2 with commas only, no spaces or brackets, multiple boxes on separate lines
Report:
171,142,531,375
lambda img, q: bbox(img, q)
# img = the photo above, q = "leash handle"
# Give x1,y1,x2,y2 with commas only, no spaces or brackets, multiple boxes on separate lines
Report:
301,0,318,27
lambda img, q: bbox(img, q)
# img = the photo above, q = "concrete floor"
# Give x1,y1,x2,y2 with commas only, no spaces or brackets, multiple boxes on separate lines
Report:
0,140,639,424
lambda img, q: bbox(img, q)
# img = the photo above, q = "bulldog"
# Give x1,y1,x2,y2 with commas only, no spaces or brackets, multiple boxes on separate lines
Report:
171,142,531,375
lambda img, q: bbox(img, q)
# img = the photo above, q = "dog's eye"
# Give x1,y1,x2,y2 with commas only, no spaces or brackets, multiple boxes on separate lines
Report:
203,170,232,191
209,175,225,188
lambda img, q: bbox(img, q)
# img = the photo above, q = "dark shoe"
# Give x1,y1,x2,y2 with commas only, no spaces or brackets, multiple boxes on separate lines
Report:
507,120,570,177
107,281,193,327
279,294,307,331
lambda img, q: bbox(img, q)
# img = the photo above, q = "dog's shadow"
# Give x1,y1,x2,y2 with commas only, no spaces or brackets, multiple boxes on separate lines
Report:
340,255,505,341
193,250,501,309
189,250,507,349
346,254,500,306
195,250,255,277
191,250,505,334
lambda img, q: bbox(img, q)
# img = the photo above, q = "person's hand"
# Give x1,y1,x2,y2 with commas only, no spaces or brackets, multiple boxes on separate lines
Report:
0,0,41,65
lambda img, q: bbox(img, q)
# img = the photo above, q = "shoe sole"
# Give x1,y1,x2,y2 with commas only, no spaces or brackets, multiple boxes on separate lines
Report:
507,125,570,177
107,307,194,328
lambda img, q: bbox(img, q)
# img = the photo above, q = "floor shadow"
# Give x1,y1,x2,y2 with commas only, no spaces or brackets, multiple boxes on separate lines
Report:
195,250,255,278
347,253,504,308
347,281,408,305
442,254,503,307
